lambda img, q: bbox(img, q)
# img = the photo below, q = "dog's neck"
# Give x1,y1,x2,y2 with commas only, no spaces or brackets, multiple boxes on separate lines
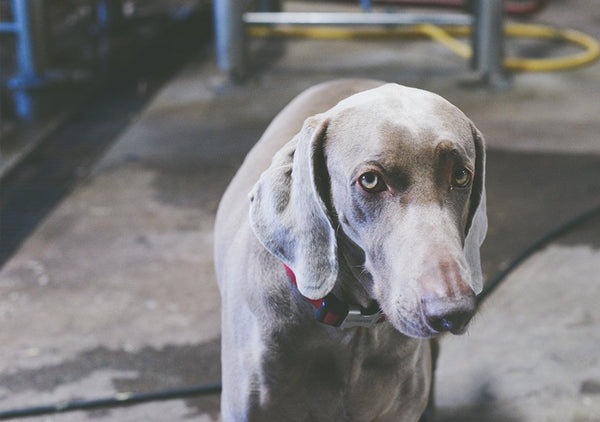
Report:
334,230,377,310
282,230,384,328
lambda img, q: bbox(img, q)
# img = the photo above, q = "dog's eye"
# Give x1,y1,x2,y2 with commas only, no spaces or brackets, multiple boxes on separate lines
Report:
451,167,472,188
358,172,386,193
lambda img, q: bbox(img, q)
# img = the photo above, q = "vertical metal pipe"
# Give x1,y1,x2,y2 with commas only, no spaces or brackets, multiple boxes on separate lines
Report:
213,0,247,80
11,0,48,87
96,0,123,28
471,0,508,86
10,0,50,118
96,0,123,72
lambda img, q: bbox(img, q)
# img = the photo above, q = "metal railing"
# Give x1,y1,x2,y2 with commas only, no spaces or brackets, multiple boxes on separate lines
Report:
213,0,505,85
0,0,50,90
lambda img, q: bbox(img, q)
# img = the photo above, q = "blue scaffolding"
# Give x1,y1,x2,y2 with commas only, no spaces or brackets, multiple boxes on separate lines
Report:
0,0,49,90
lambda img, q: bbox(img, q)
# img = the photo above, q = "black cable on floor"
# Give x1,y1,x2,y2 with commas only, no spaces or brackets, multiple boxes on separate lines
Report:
0,384,222,419
476,204,600,306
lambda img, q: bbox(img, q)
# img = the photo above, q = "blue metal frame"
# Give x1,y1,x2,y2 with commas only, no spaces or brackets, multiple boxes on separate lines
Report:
1,0,48,90
0,0,50,118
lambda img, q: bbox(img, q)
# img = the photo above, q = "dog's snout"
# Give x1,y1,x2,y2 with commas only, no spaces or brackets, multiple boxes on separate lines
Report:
422,294,476,334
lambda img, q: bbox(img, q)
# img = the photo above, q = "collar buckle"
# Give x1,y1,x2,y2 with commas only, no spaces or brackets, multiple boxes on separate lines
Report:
314,293,385,329
339,307,385,329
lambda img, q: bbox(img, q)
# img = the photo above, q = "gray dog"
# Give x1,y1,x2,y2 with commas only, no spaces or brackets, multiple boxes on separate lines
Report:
214,79,487,421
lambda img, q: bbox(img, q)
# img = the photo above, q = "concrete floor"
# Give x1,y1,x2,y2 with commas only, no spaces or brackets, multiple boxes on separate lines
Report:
1,1,600,421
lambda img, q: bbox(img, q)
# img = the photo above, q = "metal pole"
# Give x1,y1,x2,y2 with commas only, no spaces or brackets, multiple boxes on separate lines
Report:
213,0,247,80
96,0,123,28
10,0,49,89
243,12,472,26
471,0,508,87
96,0,123,72
360,0,372,12
8,0,51,118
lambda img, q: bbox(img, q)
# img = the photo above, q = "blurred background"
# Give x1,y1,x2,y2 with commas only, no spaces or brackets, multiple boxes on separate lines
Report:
1,0,599,420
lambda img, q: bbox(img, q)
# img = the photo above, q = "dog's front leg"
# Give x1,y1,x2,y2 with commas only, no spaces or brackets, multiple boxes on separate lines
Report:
419,338,439,422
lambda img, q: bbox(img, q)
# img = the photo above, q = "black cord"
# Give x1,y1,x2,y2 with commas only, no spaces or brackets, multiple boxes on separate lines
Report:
477,204,600,305
1,205,599,420
0,384,222,420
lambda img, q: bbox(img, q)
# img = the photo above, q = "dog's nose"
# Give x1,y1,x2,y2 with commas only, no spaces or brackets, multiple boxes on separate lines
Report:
422,294,476,334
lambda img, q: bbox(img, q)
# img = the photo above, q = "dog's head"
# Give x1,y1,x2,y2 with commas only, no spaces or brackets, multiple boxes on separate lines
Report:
249,83,487,338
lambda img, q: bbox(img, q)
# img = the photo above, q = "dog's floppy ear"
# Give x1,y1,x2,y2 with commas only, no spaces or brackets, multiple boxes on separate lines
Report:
464,124,488,294
249,116,338,300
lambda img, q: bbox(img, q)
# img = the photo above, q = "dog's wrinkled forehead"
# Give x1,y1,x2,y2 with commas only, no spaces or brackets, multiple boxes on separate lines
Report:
325,84,475,165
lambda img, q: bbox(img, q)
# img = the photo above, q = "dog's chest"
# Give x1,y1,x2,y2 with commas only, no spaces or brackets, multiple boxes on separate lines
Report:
261,326,431,421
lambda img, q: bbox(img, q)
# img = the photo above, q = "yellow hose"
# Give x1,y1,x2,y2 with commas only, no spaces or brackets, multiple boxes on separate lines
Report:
503,24,599,71
248,22,600,72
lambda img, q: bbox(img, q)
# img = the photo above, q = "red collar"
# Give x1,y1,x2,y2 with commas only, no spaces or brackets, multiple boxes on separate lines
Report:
283,264,385,328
